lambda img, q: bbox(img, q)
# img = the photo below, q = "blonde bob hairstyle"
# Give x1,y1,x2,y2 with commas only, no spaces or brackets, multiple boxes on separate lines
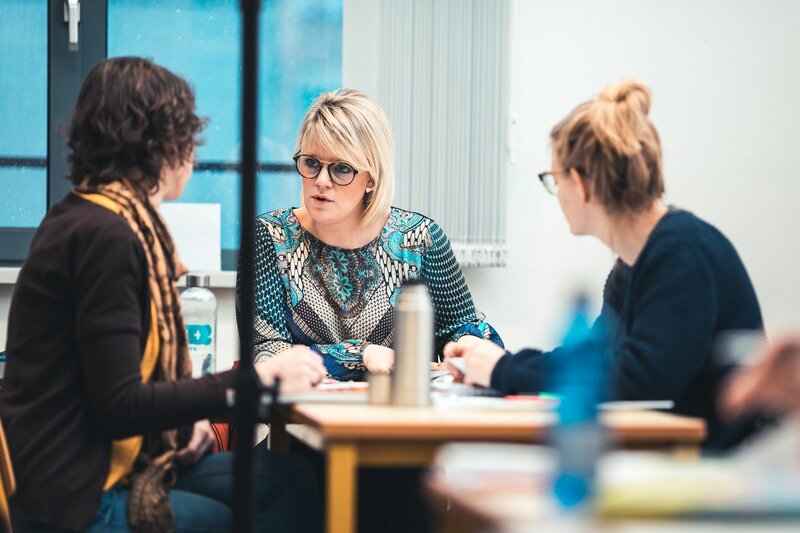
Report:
550,79,664,215
295,88,395,225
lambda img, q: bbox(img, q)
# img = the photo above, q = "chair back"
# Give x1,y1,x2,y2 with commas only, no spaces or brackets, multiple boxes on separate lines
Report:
0,420,15,532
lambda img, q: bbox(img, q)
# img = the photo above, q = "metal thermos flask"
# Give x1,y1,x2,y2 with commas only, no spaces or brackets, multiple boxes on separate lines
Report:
391,279,434,406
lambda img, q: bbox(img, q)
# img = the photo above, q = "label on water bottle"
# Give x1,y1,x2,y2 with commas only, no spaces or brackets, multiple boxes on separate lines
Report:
186,324,214,377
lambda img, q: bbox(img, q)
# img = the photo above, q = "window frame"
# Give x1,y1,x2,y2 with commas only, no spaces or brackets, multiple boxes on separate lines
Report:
0,0,106,265
0,1,301,270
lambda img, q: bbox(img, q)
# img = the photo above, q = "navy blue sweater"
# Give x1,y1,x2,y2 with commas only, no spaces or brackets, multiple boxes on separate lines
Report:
491,208,763,450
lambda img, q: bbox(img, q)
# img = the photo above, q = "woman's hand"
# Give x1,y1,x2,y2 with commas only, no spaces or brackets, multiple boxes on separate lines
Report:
255,345,327,394
363,345,395,374
175,419,216,465
722,336,800,418
443,336,505,388
431,361,448,372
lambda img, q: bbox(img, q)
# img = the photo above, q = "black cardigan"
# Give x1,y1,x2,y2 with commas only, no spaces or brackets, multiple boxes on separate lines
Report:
491,208,764,450
0,193,235,530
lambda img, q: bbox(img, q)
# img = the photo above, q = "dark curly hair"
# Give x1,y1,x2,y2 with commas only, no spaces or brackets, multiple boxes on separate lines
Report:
67,57,206,193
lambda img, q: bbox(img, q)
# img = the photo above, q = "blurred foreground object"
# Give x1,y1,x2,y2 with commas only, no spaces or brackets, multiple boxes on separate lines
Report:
723,337,800,418
428,424,800,532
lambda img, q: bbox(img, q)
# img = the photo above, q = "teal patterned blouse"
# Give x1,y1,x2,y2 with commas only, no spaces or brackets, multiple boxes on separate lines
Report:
243,207,503,380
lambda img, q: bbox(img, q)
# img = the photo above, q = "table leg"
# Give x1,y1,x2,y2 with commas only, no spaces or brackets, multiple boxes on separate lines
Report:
269,407,290,453
672,443,699,459
326,443,358,533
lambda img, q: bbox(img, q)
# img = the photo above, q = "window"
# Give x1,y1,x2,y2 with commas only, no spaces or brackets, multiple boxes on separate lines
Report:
0,1,47,263
108,0,343,267
0,0,343,268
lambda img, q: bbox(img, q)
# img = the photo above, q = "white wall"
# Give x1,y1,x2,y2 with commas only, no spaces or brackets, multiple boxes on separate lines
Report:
3,0,800,365
462,0,800,352
212,289,238,371
0,286,12,352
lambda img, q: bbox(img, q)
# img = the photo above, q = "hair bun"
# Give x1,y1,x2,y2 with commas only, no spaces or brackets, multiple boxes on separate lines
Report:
550,79,664,214
598,79,652,116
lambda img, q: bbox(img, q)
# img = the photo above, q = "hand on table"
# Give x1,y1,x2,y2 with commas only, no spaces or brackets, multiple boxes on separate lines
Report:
443,336,506,388
431,361,448,372
363,344,395,374
255,345,327,394
722,336,800,418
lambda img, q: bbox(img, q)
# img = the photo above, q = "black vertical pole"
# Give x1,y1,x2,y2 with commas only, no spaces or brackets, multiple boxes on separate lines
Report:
233,1,261,532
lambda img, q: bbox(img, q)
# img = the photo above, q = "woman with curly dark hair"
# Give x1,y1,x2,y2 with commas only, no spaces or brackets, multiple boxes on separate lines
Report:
0,57,323,532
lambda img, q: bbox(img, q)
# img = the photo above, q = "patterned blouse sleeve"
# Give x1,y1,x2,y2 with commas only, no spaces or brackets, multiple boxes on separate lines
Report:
422,221,504,355
237,221,293,363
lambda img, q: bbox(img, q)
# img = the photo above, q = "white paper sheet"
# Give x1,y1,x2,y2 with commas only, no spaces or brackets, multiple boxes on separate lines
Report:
160,202,221,271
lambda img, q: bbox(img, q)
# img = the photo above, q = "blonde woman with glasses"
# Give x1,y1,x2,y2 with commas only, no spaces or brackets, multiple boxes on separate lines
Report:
445,79,765,451
239,89,503,381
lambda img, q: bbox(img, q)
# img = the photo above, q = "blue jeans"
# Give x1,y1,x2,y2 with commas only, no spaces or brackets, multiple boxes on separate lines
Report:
15,444,322,532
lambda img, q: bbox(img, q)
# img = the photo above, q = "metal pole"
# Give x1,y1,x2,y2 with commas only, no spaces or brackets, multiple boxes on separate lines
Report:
233,0,261,531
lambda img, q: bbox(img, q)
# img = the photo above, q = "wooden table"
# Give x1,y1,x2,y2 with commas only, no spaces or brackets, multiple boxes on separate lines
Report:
269,403,706,533
426,469,800,533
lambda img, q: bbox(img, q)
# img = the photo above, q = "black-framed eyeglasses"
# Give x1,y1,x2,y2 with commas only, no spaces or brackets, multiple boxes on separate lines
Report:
537,169,569,195
293,153,361,186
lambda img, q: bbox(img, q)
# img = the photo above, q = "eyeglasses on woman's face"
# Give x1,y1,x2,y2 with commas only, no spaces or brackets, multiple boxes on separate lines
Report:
293,153,361,186
537,169,570,195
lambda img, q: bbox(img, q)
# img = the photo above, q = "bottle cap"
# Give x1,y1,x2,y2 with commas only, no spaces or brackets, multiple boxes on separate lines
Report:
185,273,210,288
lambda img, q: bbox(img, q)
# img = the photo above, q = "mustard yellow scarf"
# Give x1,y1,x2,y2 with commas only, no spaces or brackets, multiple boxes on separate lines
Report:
74,180,192,531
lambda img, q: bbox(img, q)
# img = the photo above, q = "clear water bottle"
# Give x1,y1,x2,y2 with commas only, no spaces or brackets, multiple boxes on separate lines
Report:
180,273,217,377
391,279,434,407
548,293,608,509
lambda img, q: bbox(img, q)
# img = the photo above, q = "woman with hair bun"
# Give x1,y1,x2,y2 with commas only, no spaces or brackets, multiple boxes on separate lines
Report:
445,79,764,450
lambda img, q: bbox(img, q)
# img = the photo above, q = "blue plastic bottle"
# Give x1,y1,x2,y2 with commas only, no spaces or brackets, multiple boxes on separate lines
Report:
549,293,607,509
